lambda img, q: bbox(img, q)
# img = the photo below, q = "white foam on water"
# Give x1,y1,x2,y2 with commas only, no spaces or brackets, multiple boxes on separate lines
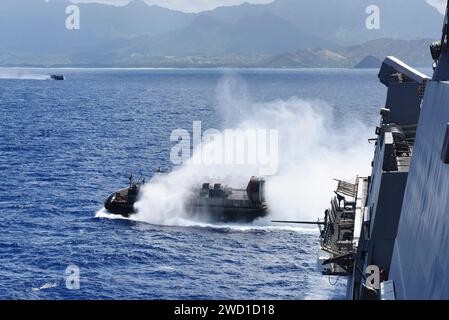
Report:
97,206,315,234
0,69,51,80
31,282,58,292
95,208,131,221
99,75,373,230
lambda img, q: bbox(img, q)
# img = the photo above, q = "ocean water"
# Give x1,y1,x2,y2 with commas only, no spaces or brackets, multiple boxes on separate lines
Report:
0,68,385,300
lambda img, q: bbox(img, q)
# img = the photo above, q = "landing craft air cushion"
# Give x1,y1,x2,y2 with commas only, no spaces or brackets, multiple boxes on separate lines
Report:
50,74,64,80
104,176,268,223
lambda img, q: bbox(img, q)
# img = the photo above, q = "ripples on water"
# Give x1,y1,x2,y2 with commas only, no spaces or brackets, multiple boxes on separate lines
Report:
0,68,384,299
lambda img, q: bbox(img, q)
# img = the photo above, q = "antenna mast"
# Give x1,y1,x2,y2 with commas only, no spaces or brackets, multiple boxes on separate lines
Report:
433,0,449,80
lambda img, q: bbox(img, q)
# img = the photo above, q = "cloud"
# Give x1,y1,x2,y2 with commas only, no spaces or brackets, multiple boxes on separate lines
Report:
70,0,274,12
71,0,129,5
426,0,447,14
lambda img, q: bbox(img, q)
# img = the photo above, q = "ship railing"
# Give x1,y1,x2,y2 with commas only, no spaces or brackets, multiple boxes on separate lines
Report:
330,199,339,216
320,203,357,260
334,179,358,199
418,79,428,100
321,244,343,256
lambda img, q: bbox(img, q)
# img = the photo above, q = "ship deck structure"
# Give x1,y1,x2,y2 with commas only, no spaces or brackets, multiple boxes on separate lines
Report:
317,1,449,299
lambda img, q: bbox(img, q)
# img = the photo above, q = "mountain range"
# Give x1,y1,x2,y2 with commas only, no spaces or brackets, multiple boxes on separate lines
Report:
0,0,443,67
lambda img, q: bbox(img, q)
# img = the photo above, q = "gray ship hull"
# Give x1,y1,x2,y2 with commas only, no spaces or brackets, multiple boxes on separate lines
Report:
318,1,449,299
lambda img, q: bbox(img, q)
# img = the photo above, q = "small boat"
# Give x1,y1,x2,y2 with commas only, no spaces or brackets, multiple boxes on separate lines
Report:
50,74,64,81
104,176,268,222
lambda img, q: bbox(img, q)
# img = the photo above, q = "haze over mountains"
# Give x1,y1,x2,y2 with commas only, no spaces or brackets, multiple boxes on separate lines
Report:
0,0,443,67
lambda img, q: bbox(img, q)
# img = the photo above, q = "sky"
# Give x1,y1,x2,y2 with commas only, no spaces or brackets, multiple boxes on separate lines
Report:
70,0,446,14
70,0,274,13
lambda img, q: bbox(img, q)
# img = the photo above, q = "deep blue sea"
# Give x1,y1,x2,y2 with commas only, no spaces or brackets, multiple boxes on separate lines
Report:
0,68,386,300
